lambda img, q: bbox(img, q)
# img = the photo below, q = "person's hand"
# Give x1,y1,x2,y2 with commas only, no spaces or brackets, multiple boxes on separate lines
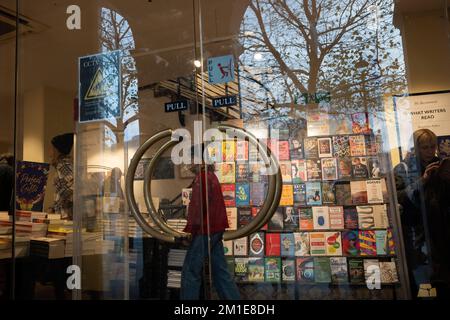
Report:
422,161,440,183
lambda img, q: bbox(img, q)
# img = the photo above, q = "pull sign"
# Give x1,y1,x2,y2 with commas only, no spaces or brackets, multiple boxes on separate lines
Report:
212,95,237,108
165,100,189,113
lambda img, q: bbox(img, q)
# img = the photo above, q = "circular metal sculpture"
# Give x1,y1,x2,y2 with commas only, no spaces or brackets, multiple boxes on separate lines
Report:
125,125,282,243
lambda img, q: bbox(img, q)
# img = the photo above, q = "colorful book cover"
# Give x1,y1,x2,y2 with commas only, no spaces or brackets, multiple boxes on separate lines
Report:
330,257,349,283
235,183,250,207
304,137,319,158
219,162,235,183
226,207,238,230
265,257,281,282
236,163,250,182
318,138,333,158
337,157,352,179
309,232,327,256
348,258,365,284
221,184,236,207
280,233,295,256
223,140,236,162
182,188,192,206
306,182,322,206
365,134,378,156
314,257,332,283
236,141,249,162
289,138,304,159
291,160,307,183
344,207,359,229
252,207,267,231
322,182,336,205
238,208,252,227
357,205,375,229
280,161,292,183
234,257,249,281
223,240,233,256
335,182,352,205
250,182,266,207
280,185,294,206
268,208,284,231
283,207,299,231
299,207,314,230
325,232,342,256
296,257,314,283
249,232,265,257
321,158,338,180
233,237,248,256
307,112,330,137
380,261,399,284
367,156,383,178
328,206,345,229
332,136,350,158
294,232,310,256
366,180,383,204
343,231,360,256
282,258,296,282
349,135,366,157
249,163,264,183
351,157,369,178
364,259,380,284
312,206,330,230
265,233,281,256
351,112,370,134
16,161,50,212
248,257,265,282
375,230,388,255
278,141,291,161
293,183,307,205
207,143,222,163
387,229,396,255
306,159,322,181
359,231,377,256
350,180,368,204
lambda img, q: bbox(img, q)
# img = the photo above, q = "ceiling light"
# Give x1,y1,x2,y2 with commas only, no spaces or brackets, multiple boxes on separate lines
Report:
194,60,202,68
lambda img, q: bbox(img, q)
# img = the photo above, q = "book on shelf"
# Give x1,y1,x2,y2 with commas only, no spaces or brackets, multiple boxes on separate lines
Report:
268,208,284,231
322,182,336,204
280,233,295,256
249,232,265,257
312,206,329,230
291,160,307,183
309,232,327,256
359,231,377,256
264,257,281,283
293,183,307,205
265,233,281,256
283,207,299,231
349,135,366,157
337,157,352,179
238,208,252,227
299,207,314,231
306,159,322,181
314,257,332,283
236,163,250,182
321,158,338,180
328,206,345,229
330,257,349,284
351,157,369,179
219,162,236,183
380,260,399,284
350,180,368,204
223,140,236,162
325,232,342,256
235,183,250,207
344,207,359,229
278,141,291,161
351,112,371,134
250,182,266,206
335,182,352,206
248,257,265,282
366,179,383,204
282,258,296,282
296,257,315,283
367,156,383,179
348,258,365,284
15,161,50,212
375,230,388,255
318,138,333,158
234,257,249,282
332,136,350,158
304,137,319,158
280,185,294,206
306,182,322,206
233,237,248,256
294,232,310,256
223,240,233,256
342,230,360,256
289,138,304,159
221,184,236,207
280,161,292,183
236,141,249,162
226,207,238,231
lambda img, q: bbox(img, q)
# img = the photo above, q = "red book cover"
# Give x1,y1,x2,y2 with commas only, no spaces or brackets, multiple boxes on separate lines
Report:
278,141,290,161
221,184,236,207
265,233,281,256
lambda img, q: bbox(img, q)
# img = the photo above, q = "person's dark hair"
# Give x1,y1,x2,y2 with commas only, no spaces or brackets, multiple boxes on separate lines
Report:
51,133,74,156
0,153,14,166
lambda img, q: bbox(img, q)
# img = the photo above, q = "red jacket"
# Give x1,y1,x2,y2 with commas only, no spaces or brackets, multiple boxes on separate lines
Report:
183,169,229,236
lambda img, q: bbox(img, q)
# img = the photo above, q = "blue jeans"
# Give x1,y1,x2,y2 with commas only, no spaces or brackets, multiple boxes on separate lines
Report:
180,232,240,300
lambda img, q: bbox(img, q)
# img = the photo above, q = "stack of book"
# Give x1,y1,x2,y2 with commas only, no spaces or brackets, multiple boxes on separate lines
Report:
167,270,182,288
168,249,187,268
30,237,65,259
167,219,187,233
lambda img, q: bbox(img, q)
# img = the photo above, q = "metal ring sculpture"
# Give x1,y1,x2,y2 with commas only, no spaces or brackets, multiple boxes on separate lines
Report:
125,125,282,243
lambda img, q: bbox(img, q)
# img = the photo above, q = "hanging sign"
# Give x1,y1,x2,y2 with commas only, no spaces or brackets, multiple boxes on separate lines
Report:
165,100,189,113
212,95,237,108
207,54,235,84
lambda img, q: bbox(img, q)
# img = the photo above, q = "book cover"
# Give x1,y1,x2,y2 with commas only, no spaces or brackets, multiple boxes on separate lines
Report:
387,229,396,255
294,232,310,256
265,257,281,282
249,232,265,257
282,258,296,282
249,144,262,163
234,257,249,281
351,112,370,134
236,141,249,162
375,230,388,255
343,231,360,256
233,237,248,256
330,115,352,135
380,261,399,283
226,208,238,231
306,159,322,181
223,140,236,162
248,257,265,282
357,205,375,229
337,157,352,179
235,183,250,207
367,156,383,178
306,182,322,206
280,233,295,256
328,206,345,229
344,207,359,229
366,180,383,204
296,257,314,283
349,135,366,157
351,157,369,178
289,138,304,159
299,207,314,230
16,161,50,212
365,134,378,156
291,160,307,183
278,141,291,161
332,136,350,158
304,137,319,158
307,112,330,137
280,185,294,206
325,232,342,256
350,181,368,204
250,182,266,207
359,231,377,256
321,158,338,180
309,232,327,256
238,208,252,227
314,257,332,283
268,208,284,231
252,207,268,231
265,233,281,256
280,161,292,183
236,163,250,182
348,258,365,284
221,184,236,207
364,259,380,284
312,206,330,230
249,163,264,183
223,240,233,256
181,188,192,206
293,183,307,205
219,162,235,183
318,138,333,158
283,207,299,231
206,143,222,163
335,182,352,205
330,257,349,283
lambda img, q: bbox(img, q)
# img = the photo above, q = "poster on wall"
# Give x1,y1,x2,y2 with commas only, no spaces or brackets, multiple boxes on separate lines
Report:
16,161,50,212
394,91,450,160
207,54,235,84
79,50,122,123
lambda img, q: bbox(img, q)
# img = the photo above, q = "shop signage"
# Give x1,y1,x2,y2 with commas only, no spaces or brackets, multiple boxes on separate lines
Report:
212,95,237,108
299,92,331,104
165,100,189,113
207,54,235,84
78,50,121,123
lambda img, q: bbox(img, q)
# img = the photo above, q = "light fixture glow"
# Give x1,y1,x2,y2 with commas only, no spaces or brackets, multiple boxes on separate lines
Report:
194,60,202,68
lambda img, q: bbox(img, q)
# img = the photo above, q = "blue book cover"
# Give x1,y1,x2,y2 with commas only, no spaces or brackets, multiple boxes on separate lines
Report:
236,183,250,206
280,233,295,256
306,182,322,206
16,161,50,212
293,183,306,205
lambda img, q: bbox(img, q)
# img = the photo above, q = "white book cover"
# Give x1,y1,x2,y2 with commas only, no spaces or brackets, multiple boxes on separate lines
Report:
366,179,383,204
233,237,248,256
226,208,238,230
373,204,389,228
312,206,330,230
293,232,310,256
236,141,249,162
328,206,345,230
318,138,333,158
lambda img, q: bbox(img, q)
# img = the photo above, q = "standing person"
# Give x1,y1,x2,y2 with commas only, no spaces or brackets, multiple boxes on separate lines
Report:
0,154,14,213
180,145,240,300
48,133,74,220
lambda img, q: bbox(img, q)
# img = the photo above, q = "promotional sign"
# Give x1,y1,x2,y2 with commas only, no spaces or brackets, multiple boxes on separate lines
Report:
165,100,189,113
207,54,235,84
16,161,50,212
79,50,121,122
212,95,237,108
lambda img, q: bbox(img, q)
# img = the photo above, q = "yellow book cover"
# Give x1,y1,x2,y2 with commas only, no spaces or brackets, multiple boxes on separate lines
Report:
280,185,294,206
222,140,236,162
